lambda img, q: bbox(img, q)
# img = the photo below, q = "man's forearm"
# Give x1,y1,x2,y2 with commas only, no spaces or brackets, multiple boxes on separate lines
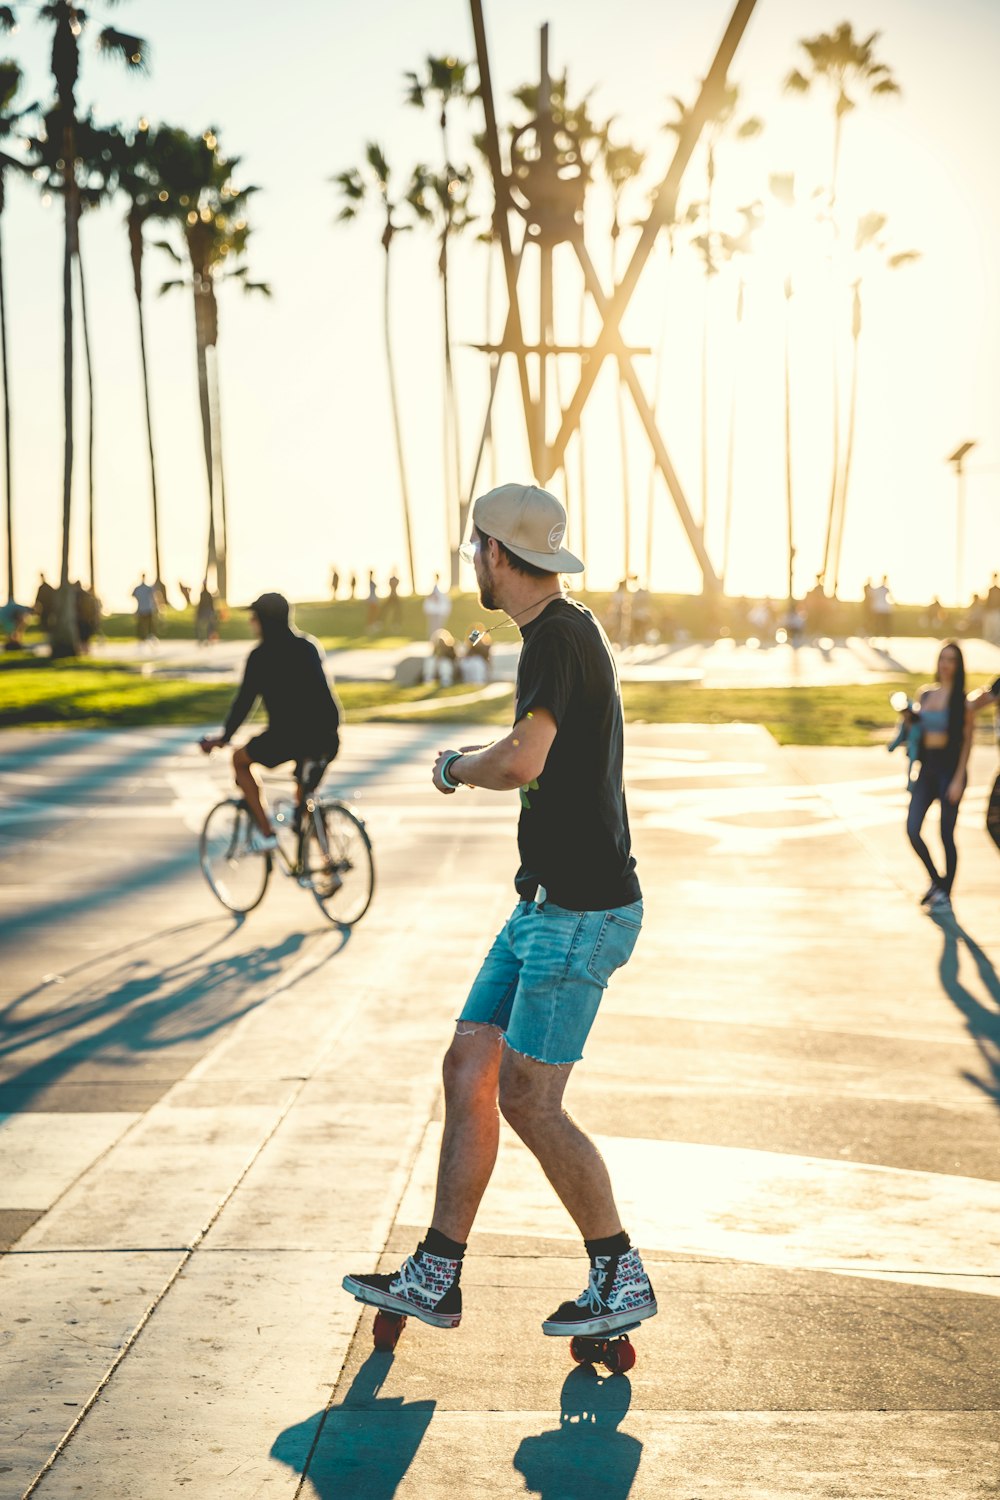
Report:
450,736,531,792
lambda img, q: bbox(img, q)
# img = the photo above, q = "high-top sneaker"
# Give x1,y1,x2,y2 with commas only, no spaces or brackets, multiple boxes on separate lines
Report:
342,1245,462,1329
542,1247,657,1336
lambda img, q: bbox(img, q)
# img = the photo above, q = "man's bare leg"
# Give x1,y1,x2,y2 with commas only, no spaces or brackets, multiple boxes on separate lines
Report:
429,1025,505,1243
232,747,273,836
497,1046,622,1240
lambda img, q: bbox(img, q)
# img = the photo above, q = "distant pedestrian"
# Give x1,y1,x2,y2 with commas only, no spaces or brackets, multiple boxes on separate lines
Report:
348,571,358,600
331,566,341,600
804,575,827,638
178,581,193,608
0,597,30,648
382,569,402,630
905,640,972,913
33,573,57,635
366,571,380,633
966,673,1000,856
871,575,893,637
196,581,219,645
77,584,101,651
132,573,158,643
861,578,874,636
984,573,1000,645
423,574,452,638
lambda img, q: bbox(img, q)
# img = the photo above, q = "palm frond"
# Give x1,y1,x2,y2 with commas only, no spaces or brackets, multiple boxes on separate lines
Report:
152,238,183,264
784,69,810,94
0,8,15,33
98,28,149,72
888,250,920,269
158,279,187,296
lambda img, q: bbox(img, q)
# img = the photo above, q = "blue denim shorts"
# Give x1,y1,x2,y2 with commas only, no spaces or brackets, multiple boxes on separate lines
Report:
457,896,643,1065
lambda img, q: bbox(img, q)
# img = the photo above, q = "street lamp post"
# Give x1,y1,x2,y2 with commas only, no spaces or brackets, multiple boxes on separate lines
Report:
946,441,976,605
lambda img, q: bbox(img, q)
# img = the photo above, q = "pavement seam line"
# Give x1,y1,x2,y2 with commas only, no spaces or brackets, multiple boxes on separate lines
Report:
293,1100,444,1500
18,932,374,1498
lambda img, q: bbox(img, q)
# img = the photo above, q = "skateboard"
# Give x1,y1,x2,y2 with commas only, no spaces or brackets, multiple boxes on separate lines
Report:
368,1310,639,1373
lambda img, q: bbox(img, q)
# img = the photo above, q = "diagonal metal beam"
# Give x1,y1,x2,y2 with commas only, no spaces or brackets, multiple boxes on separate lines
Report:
575,237,718,588
468,0,539,476
543,0,759,482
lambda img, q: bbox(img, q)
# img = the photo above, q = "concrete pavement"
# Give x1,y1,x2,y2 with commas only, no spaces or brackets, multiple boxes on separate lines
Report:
1,723,999,1497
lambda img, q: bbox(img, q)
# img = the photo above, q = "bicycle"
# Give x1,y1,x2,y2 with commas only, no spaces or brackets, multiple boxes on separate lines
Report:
198,754,375,925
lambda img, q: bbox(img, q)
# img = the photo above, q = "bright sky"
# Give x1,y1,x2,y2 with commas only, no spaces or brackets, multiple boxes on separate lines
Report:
3,0,998,609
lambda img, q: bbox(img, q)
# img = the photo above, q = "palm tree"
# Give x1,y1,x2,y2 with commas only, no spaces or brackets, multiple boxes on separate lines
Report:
28,108,118,601
406,159,473,586
718,202,761,589
828,212,918,595
334,142,417,594
785,23,900,593
110,120,170,599
664,85,761,567
0,56,29,604
151,126,269,601
597,131,644,578
404,56,476,586
36,0,146,656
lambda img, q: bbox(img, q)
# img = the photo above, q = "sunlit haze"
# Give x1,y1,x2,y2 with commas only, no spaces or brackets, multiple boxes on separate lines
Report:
4,0,999,609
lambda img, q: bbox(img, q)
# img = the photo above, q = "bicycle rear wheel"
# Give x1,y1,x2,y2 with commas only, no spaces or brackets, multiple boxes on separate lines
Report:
200,799,271,914
303,801,374,926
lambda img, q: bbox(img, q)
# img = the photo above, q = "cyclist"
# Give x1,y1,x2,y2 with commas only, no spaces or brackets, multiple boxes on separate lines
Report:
200,592,341,851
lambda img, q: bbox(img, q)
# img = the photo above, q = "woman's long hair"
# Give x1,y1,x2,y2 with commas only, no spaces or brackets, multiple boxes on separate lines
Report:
942,639,967,761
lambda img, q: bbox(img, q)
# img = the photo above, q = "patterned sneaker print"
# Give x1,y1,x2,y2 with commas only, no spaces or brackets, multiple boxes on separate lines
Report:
542,1247,657,1337
343,1245,463,1329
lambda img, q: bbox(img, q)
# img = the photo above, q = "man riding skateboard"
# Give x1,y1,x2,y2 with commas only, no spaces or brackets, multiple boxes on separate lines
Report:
343,482,656,1340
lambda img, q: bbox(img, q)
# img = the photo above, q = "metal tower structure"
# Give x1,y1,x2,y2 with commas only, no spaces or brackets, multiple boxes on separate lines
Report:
466,0,759,592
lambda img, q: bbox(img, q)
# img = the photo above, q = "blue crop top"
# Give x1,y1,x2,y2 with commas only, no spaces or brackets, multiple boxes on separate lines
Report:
920,707,949,732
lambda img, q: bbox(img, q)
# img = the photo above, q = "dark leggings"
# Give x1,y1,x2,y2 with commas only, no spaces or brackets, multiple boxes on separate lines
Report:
907,752,959,894
987,773,1000,854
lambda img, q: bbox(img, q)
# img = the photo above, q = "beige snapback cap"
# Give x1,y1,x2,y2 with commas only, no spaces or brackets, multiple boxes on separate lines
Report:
471,483,584,573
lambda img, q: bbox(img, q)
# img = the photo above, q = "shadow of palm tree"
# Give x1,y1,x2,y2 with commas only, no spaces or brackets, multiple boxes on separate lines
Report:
933,910,1000,1104
513,1365,642,1500
271,1351,435,1499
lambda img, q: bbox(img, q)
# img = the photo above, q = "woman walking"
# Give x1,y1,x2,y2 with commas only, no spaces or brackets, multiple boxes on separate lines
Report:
906,641,972,912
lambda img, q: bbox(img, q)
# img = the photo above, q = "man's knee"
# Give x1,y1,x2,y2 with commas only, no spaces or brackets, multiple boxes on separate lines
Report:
442,1026,502,1100
232,747,251,774
498,1052,563,1137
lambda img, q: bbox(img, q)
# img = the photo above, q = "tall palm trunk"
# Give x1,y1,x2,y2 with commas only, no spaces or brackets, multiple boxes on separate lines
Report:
722,278,745,591
783,279,795,608
0,208,12,603
644,236,674,590
576,292,588,586
52,114,80,658
610,233,630,577
193,290,217,590
820,110,844,592
383,238,416,592
76,237,95,594
129,208,164,594
441,232,463,589
208,342,228,601
831,282,861,598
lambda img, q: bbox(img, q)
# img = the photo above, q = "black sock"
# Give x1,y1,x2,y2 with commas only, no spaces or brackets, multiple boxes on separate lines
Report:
585,1230,631,1261
423,1227,466,1260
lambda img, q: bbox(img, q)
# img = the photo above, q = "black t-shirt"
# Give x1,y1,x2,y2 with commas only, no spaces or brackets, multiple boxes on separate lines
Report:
513,597,640,910
223,631,341,748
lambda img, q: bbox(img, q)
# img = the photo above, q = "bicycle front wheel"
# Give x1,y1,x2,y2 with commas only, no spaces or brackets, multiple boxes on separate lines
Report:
199,799,271,914
303,801,374,926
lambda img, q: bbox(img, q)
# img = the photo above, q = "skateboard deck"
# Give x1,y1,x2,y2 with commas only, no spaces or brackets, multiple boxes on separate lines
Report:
368,1311,640,1372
